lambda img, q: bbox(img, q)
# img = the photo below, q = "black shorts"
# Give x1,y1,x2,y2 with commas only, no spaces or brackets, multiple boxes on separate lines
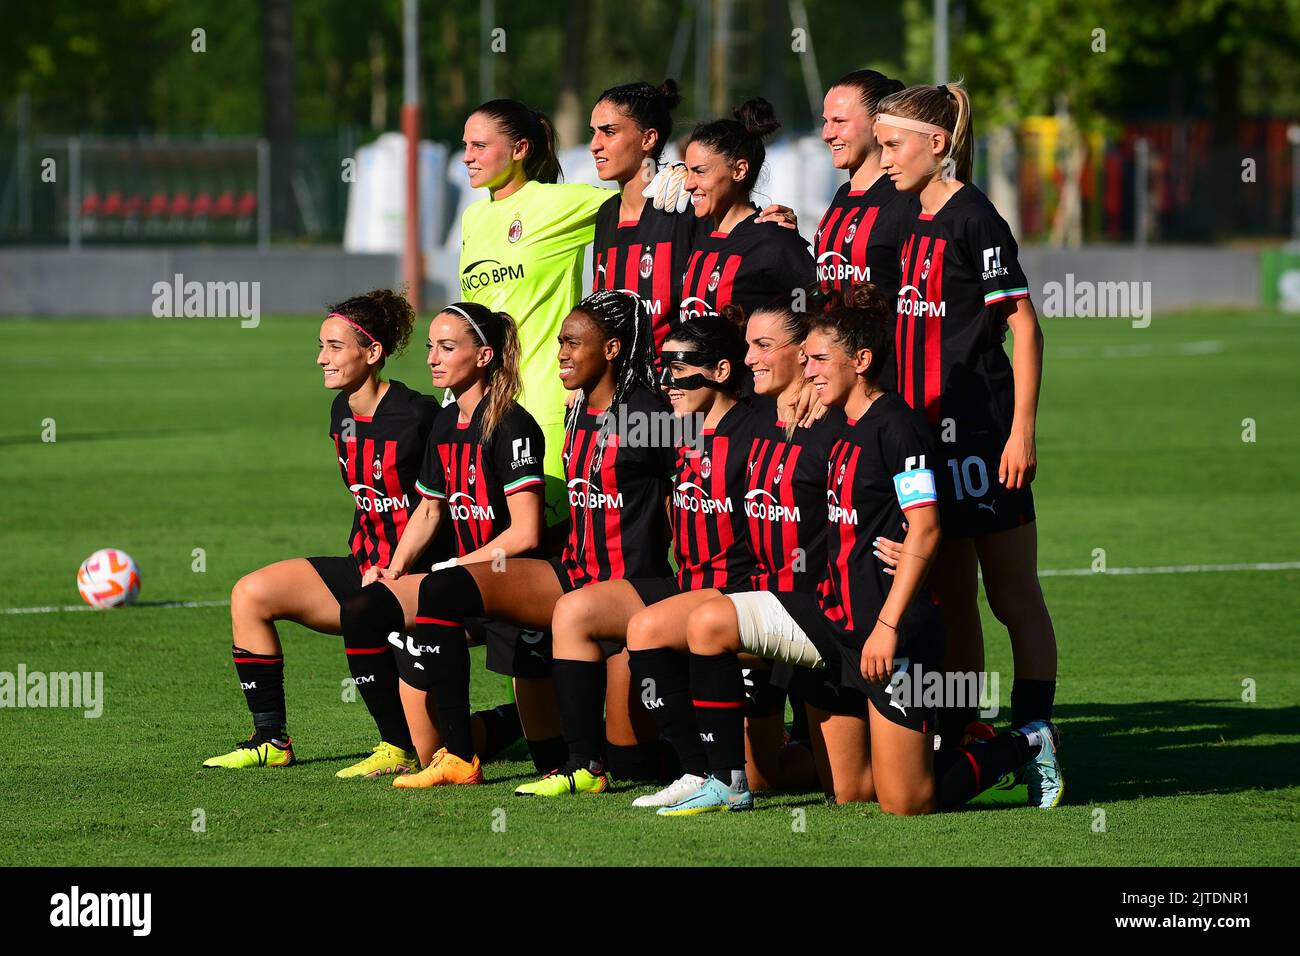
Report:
307,548,449,606
627,577,680,608
788,661,868,716
774,591,943,734
933,427,1035,538
547,557,579,594
306,555,363,605
473,618,553,679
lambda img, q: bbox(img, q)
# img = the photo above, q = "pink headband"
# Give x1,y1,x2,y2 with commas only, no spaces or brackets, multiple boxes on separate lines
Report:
875,113,950,138
328,312,382,353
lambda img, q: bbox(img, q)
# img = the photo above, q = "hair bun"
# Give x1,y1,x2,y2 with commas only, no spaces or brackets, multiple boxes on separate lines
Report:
658,78,683,111
732,97,781,140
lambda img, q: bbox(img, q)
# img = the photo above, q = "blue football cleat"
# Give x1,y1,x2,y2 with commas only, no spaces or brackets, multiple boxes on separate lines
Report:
656,774,754,816
1022,720,1064,809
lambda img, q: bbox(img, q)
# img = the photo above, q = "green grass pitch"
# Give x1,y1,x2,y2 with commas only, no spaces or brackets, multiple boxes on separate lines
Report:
1,309,1297,866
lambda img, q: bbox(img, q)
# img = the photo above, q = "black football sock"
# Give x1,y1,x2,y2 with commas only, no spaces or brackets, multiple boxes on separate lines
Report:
627,647,707,777
550,658,606,771
527,736,569,773
1011,679,1056,727
937,705,978,755
339,584,414,752
431,634,473,761
788,686,810,745
417,567,485,762
232,647,286,738
604,743,661,782
473,702,523,759
935,732,1037,810
690,651,747,779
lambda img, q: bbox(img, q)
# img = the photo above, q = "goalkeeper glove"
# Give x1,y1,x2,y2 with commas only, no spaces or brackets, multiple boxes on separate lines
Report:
642,162,691,214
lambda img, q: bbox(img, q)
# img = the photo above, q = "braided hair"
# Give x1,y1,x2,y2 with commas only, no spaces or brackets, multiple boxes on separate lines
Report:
595,78,682,161
562,288,657,485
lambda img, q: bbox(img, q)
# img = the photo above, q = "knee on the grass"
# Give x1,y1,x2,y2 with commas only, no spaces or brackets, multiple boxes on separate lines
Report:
875,781,935,816
685,597,739,656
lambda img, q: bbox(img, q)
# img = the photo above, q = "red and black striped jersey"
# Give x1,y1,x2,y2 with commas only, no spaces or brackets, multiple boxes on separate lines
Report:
414,400,545,558
895,184,1030,431
592,194,704,353
559,385,675,588
678,212,815,323
814,176,914,299
670,402,759,591
817,392,939,644
742,395,845,594
329,380,442,574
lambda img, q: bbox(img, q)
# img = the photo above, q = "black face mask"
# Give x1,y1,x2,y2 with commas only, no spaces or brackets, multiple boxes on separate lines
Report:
657,349,721,391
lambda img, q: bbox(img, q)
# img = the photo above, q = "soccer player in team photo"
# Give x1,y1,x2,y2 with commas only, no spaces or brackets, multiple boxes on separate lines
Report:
872,83,1061,806
342,301,549,779
203,290,441,777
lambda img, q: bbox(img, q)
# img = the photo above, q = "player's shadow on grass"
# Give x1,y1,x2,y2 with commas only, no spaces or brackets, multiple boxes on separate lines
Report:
0,426,227,446
1053,699,1300,803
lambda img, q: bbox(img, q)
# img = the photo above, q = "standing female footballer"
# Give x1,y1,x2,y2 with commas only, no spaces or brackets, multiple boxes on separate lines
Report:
678,99,816,324
345,290,675,788
872,83,1063,808
589,79,703,353
815,69,909,298
512,314,759,798
664,285,1059,816
815,69,912,389
338,302,549,773
203,290,444,778
591,78,800,353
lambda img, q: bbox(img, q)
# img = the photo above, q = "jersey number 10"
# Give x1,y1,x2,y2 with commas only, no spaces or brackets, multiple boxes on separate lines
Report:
947,455,990,500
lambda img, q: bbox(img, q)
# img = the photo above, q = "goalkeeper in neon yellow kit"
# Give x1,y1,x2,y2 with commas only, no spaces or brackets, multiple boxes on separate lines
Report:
458,100,617,528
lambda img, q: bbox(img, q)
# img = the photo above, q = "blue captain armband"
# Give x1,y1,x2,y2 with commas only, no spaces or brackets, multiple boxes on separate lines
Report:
893,467,937,511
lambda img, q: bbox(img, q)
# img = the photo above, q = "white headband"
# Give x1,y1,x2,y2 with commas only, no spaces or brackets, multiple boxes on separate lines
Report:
444,304,490,348
875,113,950,138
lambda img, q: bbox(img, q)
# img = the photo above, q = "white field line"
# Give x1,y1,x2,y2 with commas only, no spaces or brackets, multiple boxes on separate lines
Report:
1035,560,1300,578
3,561,1298,615
2,599,232,615
1050,340,1224,359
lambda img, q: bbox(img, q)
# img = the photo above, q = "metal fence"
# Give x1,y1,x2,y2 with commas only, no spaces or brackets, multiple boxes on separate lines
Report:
0,130,359,247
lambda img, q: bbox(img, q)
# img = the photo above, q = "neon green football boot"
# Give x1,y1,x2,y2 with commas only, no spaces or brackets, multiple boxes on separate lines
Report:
514,765,610,797
203,733,296,769
336,741,421,779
